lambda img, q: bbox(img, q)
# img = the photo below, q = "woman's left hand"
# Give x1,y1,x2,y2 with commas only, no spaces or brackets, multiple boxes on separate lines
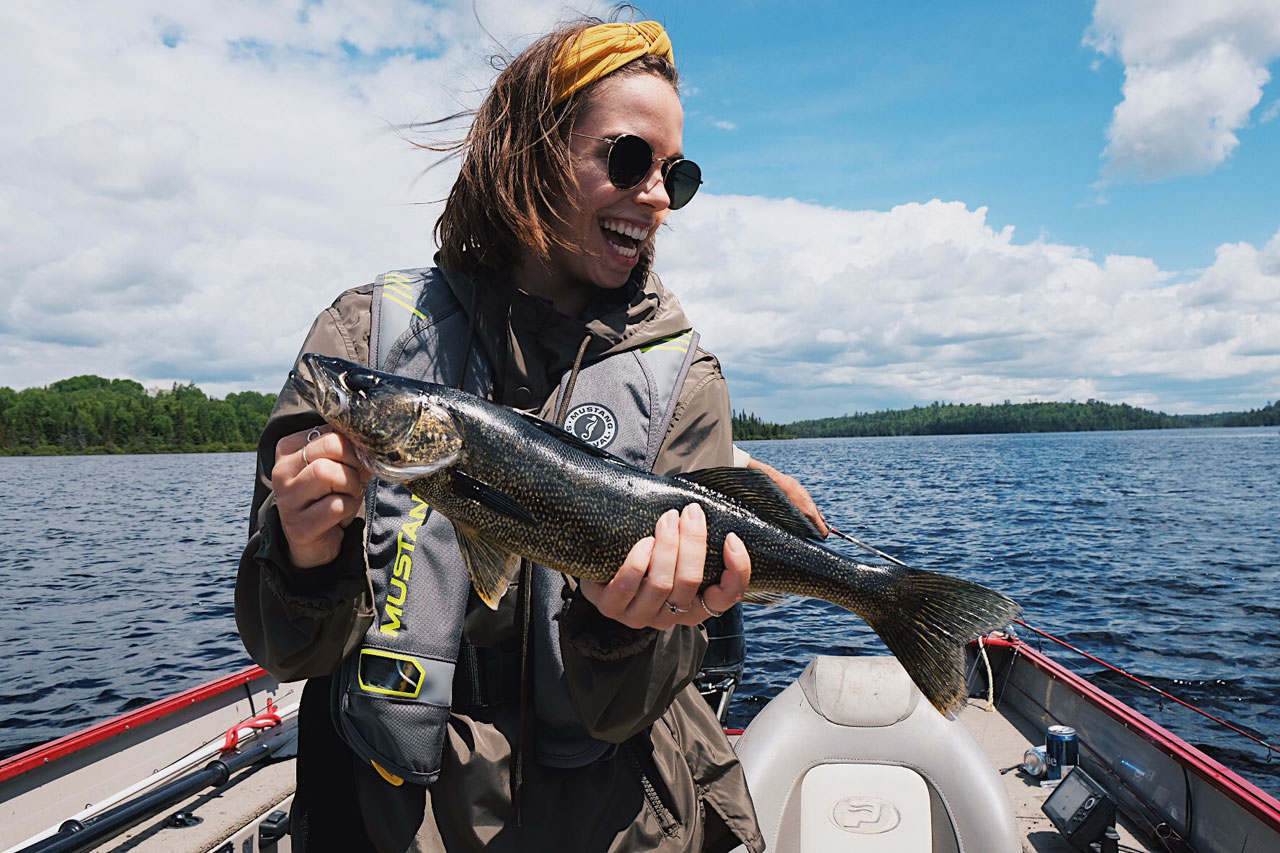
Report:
579,502,751,630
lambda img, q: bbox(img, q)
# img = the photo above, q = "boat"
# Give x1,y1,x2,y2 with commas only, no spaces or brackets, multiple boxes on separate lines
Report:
3,625,1278,852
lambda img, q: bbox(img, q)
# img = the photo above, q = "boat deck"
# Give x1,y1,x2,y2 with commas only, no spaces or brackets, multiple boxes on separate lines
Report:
79,758,295,853
957,696,1157,853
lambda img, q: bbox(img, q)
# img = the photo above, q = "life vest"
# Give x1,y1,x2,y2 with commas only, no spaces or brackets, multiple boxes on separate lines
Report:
331,267,701,786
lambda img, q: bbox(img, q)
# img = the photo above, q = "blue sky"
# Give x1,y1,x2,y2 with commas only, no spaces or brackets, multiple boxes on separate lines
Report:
661,0,1278,271
2,0,1278,420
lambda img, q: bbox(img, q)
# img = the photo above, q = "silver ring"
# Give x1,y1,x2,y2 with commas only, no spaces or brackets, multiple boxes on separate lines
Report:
666,600,692,614
302,427,322,466
698,595,724,619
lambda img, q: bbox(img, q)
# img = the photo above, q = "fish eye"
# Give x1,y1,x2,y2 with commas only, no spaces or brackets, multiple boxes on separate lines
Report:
345,370,378,395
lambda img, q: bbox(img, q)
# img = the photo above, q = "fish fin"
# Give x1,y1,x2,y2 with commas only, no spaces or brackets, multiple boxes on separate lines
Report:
451,470,535,525
741,590,788,606
851,568,1021,715
514,411,648,472
453,524,522,610
676,467,823,540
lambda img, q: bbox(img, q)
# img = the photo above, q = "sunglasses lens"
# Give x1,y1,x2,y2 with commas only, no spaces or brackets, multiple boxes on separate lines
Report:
607,135,654,190
665,159,702,210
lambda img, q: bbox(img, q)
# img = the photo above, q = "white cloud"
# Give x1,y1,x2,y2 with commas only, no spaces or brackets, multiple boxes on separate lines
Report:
660,196,1280,418
0,0,602,394
1085,0,1280,180
2,1,1276,423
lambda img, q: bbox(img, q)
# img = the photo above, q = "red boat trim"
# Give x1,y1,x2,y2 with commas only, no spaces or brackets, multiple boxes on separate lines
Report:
983,634,1280,829
0,665,268,785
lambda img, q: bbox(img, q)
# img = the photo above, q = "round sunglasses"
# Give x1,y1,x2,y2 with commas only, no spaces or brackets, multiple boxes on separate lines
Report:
572,133,702,210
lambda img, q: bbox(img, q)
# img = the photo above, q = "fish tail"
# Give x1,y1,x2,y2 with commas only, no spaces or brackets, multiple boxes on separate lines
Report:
858,569,1021,715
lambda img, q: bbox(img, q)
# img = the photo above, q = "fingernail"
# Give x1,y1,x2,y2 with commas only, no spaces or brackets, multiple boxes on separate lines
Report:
660,509,679,532
725,531,744,554
683,502,704,523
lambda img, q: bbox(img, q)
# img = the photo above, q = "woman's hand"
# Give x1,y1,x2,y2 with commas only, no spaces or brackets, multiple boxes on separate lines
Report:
579,502,752,630
272,426,369,569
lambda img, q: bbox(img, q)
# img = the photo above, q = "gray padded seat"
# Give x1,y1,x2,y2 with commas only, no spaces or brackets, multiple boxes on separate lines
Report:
732,656,1019,852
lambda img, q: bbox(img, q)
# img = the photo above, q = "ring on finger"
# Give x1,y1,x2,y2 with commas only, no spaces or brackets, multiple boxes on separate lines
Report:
666,600,692,614
302,427,322,466
698,594,725,619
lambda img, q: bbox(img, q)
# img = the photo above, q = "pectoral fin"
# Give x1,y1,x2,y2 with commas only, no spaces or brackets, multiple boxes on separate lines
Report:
453,524,522,609
451,470,535,525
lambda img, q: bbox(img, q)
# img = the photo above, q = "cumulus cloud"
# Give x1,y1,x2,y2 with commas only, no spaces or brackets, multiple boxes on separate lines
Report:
2,2,1276,422
1086,0,1280,180
0,0,602,395
660,197,1280,418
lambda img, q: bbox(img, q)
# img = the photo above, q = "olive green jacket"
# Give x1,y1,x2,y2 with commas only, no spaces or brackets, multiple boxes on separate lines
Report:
235,269,764,853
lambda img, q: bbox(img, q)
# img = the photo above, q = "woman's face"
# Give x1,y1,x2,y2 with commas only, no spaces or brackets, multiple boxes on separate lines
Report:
530,72,685,309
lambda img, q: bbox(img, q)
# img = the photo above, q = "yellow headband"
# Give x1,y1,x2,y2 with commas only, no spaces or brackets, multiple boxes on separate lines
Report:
551,21,674,105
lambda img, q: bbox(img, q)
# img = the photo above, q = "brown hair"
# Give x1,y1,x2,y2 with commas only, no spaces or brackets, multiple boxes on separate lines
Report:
431,18,679,282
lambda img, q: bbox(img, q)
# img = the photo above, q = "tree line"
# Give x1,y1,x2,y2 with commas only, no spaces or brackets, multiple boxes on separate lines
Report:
735,399,1280,441
4,376,1275,453
0,375,276,455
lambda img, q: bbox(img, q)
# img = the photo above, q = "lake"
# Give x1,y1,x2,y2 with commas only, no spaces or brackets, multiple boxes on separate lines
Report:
0,427,1276,796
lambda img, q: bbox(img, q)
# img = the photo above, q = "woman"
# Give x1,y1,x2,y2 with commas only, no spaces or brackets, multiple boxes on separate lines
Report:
236,18,766,853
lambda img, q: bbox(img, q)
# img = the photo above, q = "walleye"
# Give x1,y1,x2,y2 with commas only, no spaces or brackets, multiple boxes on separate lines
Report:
291,353,1020,714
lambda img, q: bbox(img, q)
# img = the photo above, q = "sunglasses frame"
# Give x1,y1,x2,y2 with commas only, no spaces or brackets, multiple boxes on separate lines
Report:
571,132,702,210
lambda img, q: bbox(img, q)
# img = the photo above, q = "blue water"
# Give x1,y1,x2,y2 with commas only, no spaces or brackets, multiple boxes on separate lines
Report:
0,429,1277,797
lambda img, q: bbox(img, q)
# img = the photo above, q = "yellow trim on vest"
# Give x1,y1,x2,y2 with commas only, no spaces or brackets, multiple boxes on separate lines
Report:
381,272,427,320
640,330,692,354
371,760,405,786
357,648,426,699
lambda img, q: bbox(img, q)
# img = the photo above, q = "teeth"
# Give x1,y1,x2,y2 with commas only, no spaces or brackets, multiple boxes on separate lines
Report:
601,219,651,241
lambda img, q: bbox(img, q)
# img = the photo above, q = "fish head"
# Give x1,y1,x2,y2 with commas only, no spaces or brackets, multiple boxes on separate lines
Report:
290,353,464,481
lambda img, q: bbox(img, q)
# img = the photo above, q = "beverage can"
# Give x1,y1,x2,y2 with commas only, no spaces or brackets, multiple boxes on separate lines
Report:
1046,724,1079,780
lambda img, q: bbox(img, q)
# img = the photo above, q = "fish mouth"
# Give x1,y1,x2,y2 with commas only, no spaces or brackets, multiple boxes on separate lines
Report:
291,353,463,481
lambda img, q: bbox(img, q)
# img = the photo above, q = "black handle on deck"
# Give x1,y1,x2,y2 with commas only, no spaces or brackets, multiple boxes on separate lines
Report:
18,742,272,853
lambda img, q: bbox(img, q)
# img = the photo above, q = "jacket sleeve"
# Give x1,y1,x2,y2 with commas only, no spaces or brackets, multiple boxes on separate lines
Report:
234,286,377,682
559,350,734,741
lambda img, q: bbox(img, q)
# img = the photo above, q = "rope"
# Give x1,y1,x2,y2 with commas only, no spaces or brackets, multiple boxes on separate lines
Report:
1014,619,1280,757
220,697,281,754
977,635,995,711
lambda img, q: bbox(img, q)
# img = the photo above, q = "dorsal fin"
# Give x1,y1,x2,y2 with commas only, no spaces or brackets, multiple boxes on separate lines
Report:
676,467,824,541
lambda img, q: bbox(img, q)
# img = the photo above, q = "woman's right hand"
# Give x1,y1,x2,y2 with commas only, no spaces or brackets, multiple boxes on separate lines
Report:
272,426,369,569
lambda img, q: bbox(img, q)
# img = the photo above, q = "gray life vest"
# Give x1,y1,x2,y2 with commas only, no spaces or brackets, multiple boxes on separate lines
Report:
331,267,701,786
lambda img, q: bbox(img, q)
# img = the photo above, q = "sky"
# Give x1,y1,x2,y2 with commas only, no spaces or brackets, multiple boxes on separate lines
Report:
2,0,1278,421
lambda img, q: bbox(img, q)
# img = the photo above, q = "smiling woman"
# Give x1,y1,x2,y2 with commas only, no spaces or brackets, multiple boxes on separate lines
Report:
235,15,763,853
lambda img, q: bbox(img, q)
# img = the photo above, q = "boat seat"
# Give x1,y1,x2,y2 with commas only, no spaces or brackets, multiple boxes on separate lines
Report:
732,655,1019,853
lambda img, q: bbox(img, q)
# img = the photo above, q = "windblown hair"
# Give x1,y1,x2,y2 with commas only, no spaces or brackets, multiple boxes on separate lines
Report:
431,18,678,282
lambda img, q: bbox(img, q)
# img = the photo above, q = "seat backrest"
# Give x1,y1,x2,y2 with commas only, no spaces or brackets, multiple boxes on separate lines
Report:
733,656,1019,853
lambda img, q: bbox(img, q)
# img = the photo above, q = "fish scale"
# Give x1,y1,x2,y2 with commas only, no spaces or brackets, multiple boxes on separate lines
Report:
293,353,1021,714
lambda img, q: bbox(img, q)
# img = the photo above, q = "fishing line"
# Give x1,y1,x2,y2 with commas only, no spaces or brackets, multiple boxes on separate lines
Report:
1015,619,1280,758
828,525,1279,759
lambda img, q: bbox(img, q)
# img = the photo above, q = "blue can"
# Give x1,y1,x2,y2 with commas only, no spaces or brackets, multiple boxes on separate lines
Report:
1046,725,1079,780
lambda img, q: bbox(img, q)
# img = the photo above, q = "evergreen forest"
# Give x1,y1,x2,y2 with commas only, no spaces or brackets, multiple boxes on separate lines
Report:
0,376,276,455
2,375,1276,454
734,399,1280,441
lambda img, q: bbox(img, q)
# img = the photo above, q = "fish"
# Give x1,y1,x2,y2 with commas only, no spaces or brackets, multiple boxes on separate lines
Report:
290,352,1021,714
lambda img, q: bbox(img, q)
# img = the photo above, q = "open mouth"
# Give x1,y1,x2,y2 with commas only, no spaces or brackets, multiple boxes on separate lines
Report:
600,218,650,260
